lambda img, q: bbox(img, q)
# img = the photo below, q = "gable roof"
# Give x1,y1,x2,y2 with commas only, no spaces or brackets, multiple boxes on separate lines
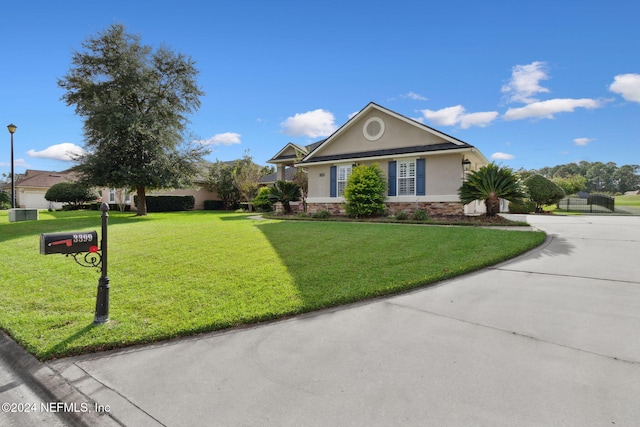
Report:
297,102,484,165
14,169,78,188
268,140,325,164
258,166,298,184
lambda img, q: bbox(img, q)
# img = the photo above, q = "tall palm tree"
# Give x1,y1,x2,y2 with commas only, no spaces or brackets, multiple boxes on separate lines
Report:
458,163,526,216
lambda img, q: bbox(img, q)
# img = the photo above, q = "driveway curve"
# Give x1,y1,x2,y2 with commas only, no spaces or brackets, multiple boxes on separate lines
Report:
49,215,640,426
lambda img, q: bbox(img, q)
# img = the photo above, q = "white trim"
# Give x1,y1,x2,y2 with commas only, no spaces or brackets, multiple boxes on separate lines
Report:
308,195,460,203
363,116,385,141
308,197,345,203
297,147,475,167
386,195,461,202
268,142,308,164
337,164,352,197
302,103,472,163
397,159,416,196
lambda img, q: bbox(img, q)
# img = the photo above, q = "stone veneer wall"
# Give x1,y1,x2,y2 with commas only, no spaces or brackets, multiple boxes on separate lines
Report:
306,201,464,217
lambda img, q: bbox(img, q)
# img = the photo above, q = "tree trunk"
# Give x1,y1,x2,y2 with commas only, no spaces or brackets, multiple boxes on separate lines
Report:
485,193,500,217
136,186,147,216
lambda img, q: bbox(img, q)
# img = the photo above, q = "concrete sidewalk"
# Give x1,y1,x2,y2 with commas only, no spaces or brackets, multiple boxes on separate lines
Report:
6,215,640,426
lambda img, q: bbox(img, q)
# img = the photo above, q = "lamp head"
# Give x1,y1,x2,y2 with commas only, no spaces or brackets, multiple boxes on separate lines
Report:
7,124,17,134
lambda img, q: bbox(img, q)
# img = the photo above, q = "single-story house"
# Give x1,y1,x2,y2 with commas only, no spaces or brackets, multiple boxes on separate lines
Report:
2,169,78,210
4,166,221,211
268,102,490,216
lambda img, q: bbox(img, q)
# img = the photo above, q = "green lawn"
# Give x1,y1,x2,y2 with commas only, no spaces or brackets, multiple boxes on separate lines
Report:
0,210,545,360
616,194,640,206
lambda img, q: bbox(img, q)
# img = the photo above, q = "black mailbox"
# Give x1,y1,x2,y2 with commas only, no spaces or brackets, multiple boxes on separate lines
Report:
40,231,99,255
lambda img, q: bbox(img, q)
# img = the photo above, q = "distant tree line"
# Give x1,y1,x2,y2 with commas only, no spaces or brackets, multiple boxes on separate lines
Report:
520,161,640,195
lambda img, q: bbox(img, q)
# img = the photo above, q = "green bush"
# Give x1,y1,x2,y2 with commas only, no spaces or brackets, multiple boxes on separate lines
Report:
312,210,331,219
203,200,225,210
344,164,387,218
135,196,195,212
412,209,428,221
524,175,565,212
508,199,537,214
252,187,273,212
268,181,300,214
0,191,10,210
44,182,97,207
395,211,409,220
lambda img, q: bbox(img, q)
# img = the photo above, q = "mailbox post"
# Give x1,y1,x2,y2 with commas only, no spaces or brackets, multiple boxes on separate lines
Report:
40,202,111,324
94,203,110,324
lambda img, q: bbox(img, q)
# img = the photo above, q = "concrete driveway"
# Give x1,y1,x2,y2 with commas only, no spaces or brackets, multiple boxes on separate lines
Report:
47,215,640,426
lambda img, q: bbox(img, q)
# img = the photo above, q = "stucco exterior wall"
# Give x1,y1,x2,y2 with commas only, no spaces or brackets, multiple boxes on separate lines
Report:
305,155,464,202
311,110,446,158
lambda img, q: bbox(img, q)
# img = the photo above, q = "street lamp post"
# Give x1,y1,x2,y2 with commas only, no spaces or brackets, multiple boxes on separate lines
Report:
7,124,17,209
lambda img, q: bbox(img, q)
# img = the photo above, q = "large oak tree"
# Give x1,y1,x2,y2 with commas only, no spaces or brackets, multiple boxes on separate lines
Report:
58,24,207,215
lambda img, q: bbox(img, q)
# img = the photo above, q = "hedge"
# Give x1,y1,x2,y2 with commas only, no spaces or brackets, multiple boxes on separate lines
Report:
134,195,195,212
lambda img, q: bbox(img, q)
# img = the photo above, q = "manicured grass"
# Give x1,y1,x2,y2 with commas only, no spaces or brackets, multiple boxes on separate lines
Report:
0,210,545,360
615,194,640,206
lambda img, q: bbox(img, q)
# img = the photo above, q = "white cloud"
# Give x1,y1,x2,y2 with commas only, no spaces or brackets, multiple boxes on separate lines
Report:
27,143,86,161
502,61,550,104
281,109,338,138
421,105,464,126
0,158,28,167
503,98,601,121
491,152,515,160
609,73,640,103
197,132,242,146
420,105,498,128
459,111,500,129
573,137,593,146
402,91,428,101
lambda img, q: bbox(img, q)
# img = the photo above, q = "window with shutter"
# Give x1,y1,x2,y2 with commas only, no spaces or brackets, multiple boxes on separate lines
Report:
337,165,352,196
398,160,416,196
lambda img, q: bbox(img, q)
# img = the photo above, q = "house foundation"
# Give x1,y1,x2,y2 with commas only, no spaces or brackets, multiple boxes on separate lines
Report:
305,201,464,217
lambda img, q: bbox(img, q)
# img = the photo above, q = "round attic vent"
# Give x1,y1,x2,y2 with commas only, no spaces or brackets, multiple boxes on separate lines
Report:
363,117,385,141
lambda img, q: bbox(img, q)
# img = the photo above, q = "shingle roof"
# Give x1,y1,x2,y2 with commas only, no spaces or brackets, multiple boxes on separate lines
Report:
14,169,77,188
258,166,297,184
298,142,471,164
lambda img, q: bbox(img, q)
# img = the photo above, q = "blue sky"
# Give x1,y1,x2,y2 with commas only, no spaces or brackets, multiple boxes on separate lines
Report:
1,0,639,177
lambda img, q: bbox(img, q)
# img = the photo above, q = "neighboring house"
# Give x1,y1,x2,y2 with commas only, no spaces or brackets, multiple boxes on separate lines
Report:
123,162,220,211
4,166,221,211
268,102,490,216
258,166,298,186
3,169,77,209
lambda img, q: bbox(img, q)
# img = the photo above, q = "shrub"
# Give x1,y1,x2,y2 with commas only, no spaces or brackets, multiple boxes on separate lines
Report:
344,163,387,218
395,211,409,220
134,196,195,212
458,162,526,216
508,199,537,214
312,210,331,219
268,181,300,214
412,209,428,221
203,200,225,210
524,174,565,212
0,191,10,210
44,182,97,207
252,186,273,212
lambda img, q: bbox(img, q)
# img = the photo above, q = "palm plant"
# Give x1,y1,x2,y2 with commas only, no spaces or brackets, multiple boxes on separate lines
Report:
269,180,301,214
458,163,526,216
